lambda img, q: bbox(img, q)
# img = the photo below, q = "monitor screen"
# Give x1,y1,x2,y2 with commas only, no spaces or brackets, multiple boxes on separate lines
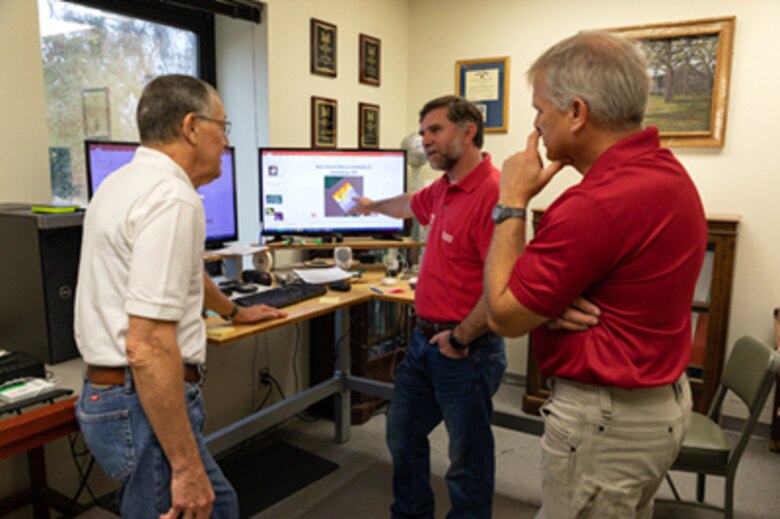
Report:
84,140,238,247
259,148,407,237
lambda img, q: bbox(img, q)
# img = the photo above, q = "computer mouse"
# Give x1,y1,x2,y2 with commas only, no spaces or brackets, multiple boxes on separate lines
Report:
329,281,351,292
233,283,258,294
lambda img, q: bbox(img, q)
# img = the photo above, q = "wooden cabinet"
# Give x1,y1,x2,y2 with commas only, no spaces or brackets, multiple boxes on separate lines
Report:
522,212,739,415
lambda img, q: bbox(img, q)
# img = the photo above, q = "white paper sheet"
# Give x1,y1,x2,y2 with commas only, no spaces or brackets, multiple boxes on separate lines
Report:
293,266,353,284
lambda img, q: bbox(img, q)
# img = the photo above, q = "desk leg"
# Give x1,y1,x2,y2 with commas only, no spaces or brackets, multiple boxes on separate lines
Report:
28,447,50,519
334,308,351,444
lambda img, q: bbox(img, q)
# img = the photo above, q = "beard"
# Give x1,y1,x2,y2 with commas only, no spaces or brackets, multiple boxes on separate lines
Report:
427,139,464,171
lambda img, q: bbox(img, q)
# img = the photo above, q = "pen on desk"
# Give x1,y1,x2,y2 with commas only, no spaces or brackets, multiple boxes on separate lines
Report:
370,286,384,295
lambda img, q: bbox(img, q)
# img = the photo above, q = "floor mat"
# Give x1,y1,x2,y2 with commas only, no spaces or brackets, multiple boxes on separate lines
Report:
218,441,339,518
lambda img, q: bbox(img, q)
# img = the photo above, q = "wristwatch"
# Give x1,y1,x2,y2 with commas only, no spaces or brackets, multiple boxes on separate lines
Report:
492,204,526,224
220,304,239,321
449,328,469,350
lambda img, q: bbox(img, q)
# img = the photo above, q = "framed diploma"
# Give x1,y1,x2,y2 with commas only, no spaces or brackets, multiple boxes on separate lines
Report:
358,102,380,149
359,34,381,86
311,96,337,148
455,56,510,133
311,18,337,77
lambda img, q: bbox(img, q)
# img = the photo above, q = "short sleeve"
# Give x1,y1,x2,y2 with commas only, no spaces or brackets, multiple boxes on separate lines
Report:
124,197,203,321
410,181,439,225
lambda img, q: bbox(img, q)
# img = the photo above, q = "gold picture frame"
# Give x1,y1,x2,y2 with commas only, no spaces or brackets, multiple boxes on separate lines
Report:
610,16,735,147
359,34,381,86
311,18,337,77
455,56,510,133
311,96,337,148
358,102,379,149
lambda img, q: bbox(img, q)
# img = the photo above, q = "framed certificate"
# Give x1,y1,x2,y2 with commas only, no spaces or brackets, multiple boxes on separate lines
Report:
358,102,379,149
455,56,510,133
311,96,337,148
311,18,337,77
359,34,381,86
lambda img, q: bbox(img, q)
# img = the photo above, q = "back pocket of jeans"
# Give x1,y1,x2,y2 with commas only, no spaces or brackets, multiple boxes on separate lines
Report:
77,408,135,481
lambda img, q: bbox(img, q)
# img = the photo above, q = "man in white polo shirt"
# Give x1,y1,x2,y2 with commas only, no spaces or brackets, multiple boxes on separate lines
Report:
74,74,284,518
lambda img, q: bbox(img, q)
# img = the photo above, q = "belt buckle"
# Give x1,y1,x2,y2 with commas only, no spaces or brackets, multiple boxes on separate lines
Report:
196,364,207,384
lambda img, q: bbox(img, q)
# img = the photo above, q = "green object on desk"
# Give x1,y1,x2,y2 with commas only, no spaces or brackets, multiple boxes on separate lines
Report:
31,204,82,214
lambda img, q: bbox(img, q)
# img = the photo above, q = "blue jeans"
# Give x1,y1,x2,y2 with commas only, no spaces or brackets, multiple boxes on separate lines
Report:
387,328,507,519
76,371,238,518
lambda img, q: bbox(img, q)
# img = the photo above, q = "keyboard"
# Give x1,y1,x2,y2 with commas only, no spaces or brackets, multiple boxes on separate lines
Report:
233,283,328,309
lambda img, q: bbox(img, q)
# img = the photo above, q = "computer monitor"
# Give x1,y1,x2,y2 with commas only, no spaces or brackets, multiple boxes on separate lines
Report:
84,140,239,248
259,148,407,238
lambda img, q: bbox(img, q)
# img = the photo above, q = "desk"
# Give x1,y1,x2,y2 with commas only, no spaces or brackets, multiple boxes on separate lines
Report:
0,394,83,518
203,271,542,458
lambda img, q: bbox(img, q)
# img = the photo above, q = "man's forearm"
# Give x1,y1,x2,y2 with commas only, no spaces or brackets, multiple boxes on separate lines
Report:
370,193,415,219
454,296,490,344
485,219,526,313
203,271,234,317
127,317,202,473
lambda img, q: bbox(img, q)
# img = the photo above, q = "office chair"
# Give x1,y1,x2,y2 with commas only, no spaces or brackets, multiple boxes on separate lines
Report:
661,335,780,518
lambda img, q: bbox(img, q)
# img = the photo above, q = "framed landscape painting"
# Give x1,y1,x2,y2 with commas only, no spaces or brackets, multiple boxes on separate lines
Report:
610,17,735,147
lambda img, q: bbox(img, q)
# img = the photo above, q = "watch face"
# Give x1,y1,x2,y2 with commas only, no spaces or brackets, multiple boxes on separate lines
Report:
492,205,504,223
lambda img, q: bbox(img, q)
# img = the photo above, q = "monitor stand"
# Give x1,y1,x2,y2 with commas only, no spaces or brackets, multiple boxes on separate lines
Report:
320,233,343,244
373,234,402,241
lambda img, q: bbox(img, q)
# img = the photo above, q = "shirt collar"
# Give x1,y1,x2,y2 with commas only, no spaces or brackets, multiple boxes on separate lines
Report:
585,126,660,180
135,146,195,188
443,152,493,193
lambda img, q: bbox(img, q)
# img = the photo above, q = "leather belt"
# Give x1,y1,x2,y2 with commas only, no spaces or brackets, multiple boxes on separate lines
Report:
86,364,203,385
416,318,459,338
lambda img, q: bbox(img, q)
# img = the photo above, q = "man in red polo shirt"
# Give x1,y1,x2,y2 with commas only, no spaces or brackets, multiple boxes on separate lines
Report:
485,32,706,518
351,95,507,518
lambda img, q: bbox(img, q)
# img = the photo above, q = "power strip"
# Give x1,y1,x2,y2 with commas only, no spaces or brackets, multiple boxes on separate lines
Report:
0,378,55,403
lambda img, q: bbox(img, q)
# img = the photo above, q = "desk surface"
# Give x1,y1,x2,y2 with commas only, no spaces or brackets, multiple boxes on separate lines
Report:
206,271,415,345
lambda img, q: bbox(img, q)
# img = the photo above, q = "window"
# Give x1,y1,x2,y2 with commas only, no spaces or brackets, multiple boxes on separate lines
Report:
37,0,213,203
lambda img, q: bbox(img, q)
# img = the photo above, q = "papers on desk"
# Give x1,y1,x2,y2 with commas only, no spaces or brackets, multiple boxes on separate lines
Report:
202,244,268,260
293,266,353,285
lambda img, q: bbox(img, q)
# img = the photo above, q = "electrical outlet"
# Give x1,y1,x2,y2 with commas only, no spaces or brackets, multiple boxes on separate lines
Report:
259,367,271,386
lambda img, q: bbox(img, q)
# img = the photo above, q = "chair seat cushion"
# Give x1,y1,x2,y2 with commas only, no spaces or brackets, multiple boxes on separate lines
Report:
673,412,731,469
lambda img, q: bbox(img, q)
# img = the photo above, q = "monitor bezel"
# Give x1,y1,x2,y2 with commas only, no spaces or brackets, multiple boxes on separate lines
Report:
258,147,409,238
84,139,139,199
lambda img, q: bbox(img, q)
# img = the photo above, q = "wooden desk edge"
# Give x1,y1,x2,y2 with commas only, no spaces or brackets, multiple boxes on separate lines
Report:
207,281,415,345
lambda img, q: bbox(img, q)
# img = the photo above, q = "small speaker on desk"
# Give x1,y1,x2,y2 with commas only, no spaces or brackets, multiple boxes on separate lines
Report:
252,250,274,273
334,247,352,270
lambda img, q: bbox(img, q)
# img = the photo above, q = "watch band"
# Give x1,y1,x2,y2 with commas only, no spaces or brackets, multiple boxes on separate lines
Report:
449,328,469,350
221,304,239,321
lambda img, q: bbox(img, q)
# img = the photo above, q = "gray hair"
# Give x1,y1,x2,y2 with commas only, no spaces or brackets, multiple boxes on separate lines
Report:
419,95,485,148
528,31,650,130
136,74,217,145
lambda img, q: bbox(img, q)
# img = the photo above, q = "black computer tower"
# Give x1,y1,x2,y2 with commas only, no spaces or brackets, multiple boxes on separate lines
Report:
0,206,83,364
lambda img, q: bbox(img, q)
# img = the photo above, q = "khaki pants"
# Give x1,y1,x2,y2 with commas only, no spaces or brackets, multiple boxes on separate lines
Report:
535,374,691,519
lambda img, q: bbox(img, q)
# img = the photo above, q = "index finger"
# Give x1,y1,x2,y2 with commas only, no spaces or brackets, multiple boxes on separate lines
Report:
525,130,543,166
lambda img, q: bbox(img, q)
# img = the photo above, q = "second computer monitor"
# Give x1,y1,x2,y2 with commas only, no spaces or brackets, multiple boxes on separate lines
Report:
84,140,238,248
259,148,407,238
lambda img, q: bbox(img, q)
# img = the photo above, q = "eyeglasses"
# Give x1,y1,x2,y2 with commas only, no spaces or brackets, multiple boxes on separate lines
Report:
196,114,231,137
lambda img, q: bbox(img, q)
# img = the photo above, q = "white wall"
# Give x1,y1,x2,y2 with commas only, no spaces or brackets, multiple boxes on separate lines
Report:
408,0,780,408
263,0,410,149
0,0,51,203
